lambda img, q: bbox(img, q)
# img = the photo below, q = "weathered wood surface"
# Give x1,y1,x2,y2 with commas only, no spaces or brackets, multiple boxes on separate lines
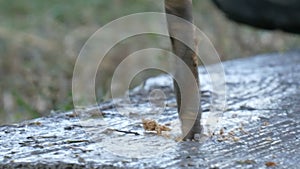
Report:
0,51,300,169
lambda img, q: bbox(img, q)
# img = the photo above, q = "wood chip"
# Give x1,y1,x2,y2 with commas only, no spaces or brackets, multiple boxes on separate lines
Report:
142,119,171,135
265,137,273,141
265,161,277,167
220,128,224,135
232,136,240,142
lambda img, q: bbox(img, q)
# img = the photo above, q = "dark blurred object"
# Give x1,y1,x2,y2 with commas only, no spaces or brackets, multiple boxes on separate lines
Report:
212,0,300,34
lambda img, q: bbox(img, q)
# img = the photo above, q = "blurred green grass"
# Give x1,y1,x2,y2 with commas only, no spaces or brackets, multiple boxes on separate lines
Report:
0,0,299,124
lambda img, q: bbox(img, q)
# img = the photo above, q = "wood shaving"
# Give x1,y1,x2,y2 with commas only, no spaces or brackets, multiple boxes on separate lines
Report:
228,131,235,136
142,119,171,135
239,127,249,134
236,159,256,165
265,137,273,141
220,128,224,135
28,121,42,126
265,161,277,167
232,136,240,142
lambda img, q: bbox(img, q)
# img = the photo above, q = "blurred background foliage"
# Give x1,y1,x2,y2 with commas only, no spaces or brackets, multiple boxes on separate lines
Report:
0,0,299,124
